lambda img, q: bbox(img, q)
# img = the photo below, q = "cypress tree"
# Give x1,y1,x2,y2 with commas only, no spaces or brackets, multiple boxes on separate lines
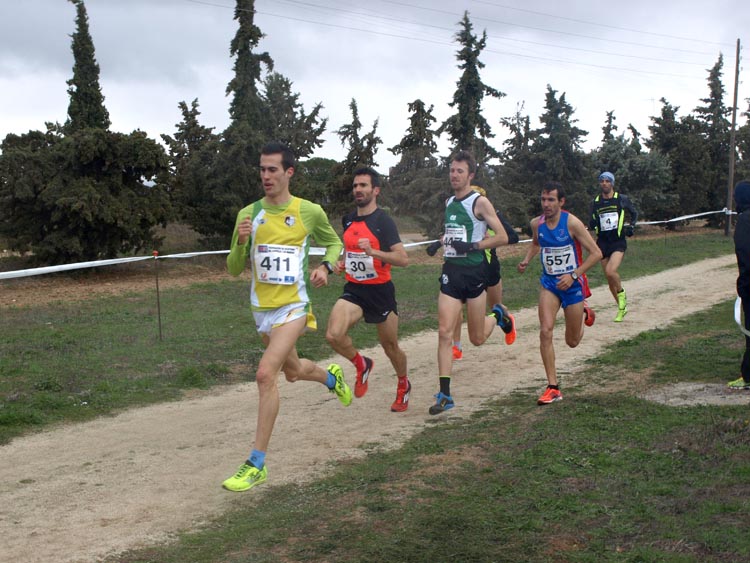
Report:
0,0,170,264
170,1,328,244
694,54,731,224
64,0,109,133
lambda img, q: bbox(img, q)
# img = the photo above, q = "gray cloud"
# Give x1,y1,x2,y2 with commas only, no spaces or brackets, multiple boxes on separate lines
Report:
1,0,747,169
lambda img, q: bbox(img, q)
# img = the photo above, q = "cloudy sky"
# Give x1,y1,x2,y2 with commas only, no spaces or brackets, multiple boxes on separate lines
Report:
0,0,747,170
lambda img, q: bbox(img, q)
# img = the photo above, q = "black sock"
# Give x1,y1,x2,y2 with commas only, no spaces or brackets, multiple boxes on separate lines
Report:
439,376,451,396
548,384,559,390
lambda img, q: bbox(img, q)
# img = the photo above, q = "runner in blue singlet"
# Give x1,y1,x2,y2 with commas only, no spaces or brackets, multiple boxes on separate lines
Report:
518,182,602,406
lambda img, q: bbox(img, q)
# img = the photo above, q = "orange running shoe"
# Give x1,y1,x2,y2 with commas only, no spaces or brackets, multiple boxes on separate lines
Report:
452,345,463,360
492,305,516,345
390,379,412,412
537,386,563,405
355,357,373,398
583,301,596,327
503,313,517,345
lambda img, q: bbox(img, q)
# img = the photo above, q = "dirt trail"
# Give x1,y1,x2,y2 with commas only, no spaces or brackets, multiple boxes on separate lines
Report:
0,255,745,563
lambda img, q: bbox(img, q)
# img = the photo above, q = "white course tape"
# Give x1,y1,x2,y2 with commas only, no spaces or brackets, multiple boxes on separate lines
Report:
0,208,733,281
638,208,729,226
0,245,424,280
158,250,228,259
0,256,152,280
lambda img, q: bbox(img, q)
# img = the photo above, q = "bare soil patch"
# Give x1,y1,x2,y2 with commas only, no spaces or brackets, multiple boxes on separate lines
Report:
0,254,746,563
641,382,750,407
1,258,233,309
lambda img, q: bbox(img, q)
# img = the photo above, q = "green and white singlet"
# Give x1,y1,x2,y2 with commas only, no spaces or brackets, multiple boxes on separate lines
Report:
443,191,487,267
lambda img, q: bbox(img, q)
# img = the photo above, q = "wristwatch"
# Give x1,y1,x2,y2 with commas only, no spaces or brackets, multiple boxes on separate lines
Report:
321,261,334,274
570,271,579,281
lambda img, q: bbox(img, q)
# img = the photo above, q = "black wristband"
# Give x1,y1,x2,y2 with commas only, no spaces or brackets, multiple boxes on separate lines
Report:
321,261,334,274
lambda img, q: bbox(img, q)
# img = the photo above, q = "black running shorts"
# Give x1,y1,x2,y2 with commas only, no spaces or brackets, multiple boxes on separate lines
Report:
484,252,502,287
339,281,398,324
597,237,627,259
440,262,487,302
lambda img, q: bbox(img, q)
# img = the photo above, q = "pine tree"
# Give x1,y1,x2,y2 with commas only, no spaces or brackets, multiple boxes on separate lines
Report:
329,99,382,214
389,99,439,174
628,124,642,154
594,112,629,176
601,111,617,143
646,98,680,154
647,98,712,220
225,0,272,130
217,0,274,234
388,99,441,216
499,102,532,163
161,99,219,222
497,102,537,224
293,157,338,204
438,11,505,166
736,99,750,181
175,0,272,246
624,150,675,222
526,86,589,217
591,112,674,222
261,72,327,160
0,130,62,254
336,99,381,170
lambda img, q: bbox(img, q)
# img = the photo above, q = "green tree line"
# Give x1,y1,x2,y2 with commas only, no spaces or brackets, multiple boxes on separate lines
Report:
1,1,748,264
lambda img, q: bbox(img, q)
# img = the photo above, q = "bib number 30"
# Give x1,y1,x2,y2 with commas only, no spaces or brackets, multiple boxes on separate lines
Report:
345,251,377,281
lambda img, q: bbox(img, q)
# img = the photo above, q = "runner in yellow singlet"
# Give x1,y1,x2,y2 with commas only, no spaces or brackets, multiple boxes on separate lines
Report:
221,142,351,493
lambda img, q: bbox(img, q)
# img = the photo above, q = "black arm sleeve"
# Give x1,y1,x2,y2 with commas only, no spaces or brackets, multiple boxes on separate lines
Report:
588,201,597,231
496,209,519,244
621,195,639,226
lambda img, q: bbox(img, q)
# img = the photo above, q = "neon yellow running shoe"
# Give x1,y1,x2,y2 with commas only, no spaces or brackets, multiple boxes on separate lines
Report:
617,289,627,310
615,307,628,323
727,377,750,390
614,307,628,322
328,363,352,406
222,462,267,492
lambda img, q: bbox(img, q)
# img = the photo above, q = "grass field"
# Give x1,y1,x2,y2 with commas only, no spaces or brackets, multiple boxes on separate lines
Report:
3,229,749,561
110,250,750,562
0,230,734,445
